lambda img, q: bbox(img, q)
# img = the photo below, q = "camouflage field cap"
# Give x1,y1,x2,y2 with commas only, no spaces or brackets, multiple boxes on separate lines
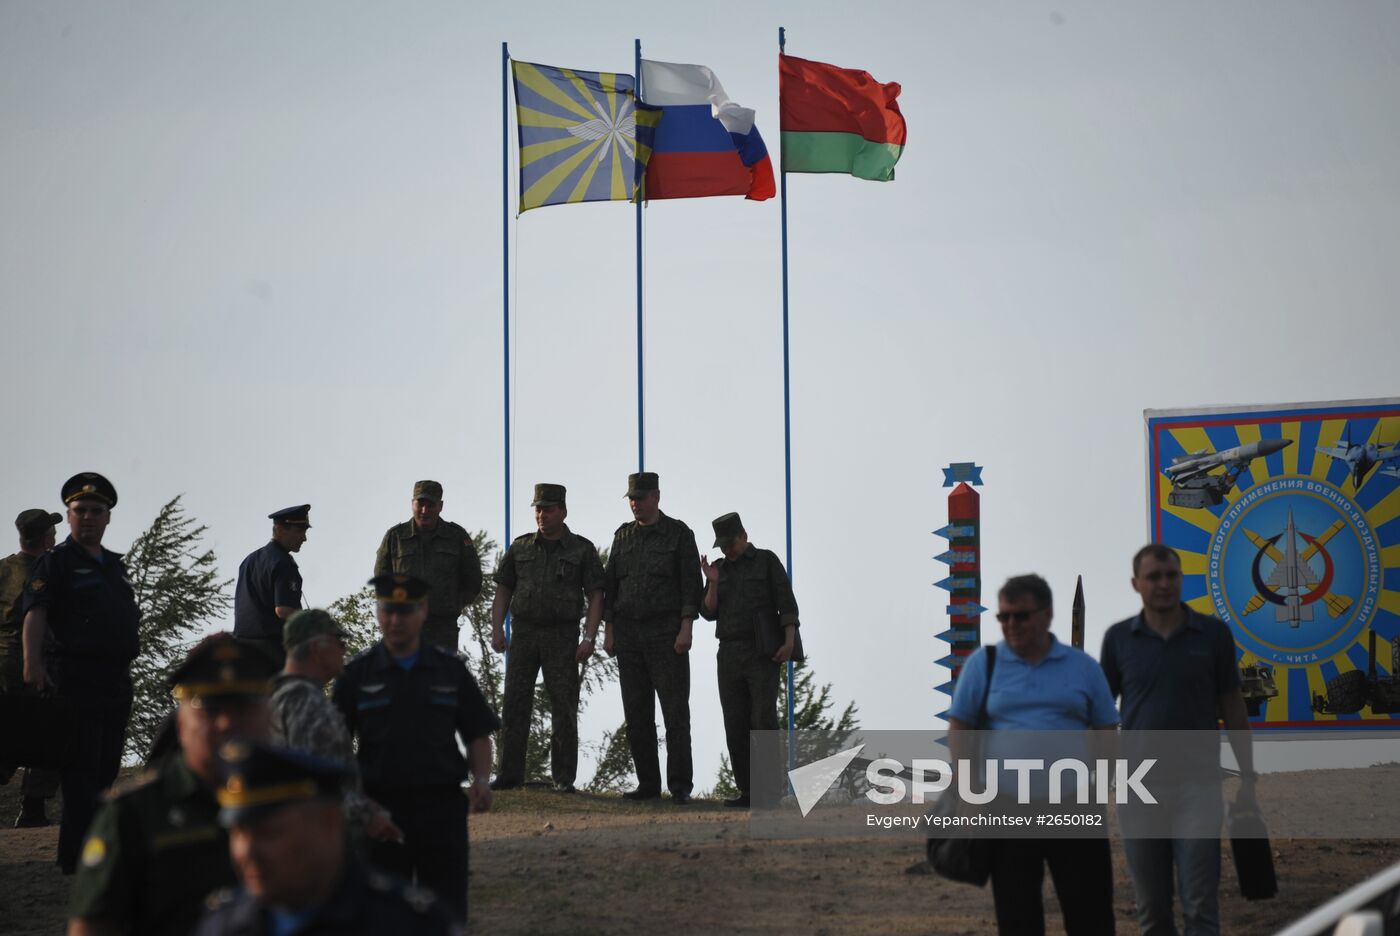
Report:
531,483,566,507
282,608,347,651
370,572,430,606
61,472,117,508
413,480,444,502
625,472,660,498
216,741,349,825
168,633,277,702
15,508,62,538
712,512,746,548
269,505,311,527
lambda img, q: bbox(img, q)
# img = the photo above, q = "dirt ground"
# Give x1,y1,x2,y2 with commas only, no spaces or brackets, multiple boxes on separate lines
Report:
2,782,1396,935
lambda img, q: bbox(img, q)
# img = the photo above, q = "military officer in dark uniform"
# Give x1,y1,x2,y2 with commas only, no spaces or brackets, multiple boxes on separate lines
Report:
67,633,276,936
233,505,310,666
20,472,141,874
333,573,499,922
602,472,702,804
0,507,63,826
699,512,800,808
195,742,461,936
489,483,604,792
374,481,483,654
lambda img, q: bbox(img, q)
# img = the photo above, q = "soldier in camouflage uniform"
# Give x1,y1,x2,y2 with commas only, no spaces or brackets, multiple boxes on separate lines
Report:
0,508,62,826
699,512,800,808
374,480,483,654
67,634,276,936
489,483,605,792
269,609,401,843
602,472,701,803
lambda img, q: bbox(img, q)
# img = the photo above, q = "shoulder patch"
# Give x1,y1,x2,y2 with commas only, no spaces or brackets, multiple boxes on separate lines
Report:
81,836,107,869
27,578,44,593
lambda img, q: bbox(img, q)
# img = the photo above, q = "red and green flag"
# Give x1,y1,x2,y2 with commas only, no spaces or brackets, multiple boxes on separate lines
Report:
779,54,906,182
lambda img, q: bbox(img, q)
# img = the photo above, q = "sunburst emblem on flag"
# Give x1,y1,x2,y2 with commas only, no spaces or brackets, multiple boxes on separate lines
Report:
511,61,659,212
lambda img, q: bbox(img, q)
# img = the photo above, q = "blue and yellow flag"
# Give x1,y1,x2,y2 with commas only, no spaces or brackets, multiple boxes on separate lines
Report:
512,61,660,213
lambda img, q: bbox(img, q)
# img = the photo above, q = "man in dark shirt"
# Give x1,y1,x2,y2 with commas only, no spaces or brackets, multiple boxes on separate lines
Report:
233,505,310,666
0,508,62,826
602,472,702,804
698,512,799,808
1100,543,1256,936
489,483,604,792
67,633,275,936
21,473,141,874
333,573,499,922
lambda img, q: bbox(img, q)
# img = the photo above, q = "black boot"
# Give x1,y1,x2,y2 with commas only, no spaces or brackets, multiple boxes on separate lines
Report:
14,796,49,828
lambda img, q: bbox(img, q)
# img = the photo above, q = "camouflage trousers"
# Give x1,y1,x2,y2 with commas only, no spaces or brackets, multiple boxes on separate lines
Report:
421,617,461,655
0,645,61,799
497,622,580,786
615,621,692,796
716,639,780,796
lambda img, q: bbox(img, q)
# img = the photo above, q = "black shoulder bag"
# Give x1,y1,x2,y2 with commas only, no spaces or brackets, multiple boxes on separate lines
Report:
925,646,996,886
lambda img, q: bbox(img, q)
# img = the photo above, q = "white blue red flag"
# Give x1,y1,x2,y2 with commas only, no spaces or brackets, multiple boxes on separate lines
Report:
638,60,775,201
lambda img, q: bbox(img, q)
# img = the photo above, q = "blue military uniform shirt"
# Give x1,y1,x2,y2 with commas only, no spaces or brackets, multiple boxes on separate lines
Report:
233,541,302,642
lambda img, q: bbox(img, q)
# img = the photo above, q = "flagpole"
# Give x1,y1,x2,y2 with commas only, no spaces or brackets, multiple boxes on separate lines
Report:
778,25,795,765
635,37,645,472
501,41,513,647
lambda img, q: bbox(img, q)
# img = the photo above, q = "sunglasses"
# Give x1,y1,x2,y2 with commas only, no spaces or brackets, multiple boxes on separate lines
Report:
995,608,1043,624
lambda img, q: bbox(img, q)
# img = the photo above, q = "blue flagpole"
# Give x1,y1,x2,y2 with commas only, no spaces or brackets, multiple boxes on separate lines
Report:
635,37,645,472
502,41,512,645
778,26,795,769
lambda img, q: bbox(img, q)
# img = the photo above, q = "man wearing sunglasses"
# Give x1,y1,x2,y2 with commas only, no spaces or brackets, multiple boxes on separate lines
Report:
269,608,400,845
947,574,1119,935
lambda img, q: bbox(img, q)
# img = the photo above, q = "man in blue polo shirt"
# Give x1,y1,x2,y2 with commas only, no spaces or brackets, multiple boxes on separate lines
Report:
1100,544,1256,936
949,574,1119,935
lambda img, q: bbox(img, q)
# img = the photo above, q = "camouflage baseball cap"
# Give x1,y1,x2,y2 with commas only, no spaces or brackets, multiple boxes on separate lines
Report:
15,508,62,538
531,483,566,507
413,480,443,502
282,608,347,651
712,512,745,548
625,472,660,498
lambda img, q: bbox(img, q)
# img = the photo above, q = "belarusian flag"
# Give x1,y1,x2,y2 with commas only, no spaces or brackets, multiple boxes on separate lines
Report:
779,54,906,182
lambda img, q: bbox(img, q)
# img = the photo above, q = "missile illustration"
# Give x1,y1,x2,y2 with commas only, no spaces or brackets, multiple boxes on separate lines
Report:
1164,437,1293,483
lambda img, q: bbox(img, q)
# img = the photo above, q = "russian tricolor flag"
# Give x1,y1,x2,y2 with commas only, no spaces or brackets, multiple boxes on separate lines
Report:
639,60,776,202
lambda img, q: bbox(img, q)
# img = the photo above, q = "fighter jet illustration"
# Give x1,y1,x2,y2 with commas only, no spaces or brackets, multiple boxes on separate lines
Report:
1240,515,1352,624
1317,426,1400,489
1164,438,1293,509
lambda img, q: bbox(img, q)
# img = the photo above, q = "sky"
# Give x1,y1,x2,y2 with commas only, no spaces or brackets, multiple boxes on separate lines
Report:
3,1,1399,789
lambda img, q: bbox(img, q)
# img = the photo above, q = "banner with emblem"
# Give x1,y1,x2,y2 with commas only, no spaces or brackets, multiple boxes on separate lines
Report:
1146,398,1400,729
511,60,660,213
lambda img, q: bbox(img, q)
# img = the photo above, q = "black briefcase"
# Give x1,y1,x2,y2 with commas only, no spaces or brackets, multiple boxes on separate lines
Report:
0,692,83,769
1229,807,1278,900
753,610,806,662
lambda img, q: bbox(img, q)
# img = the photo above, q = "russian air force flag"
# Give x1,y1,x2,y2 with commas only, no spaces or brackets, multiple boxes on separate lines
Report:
638,60,776,201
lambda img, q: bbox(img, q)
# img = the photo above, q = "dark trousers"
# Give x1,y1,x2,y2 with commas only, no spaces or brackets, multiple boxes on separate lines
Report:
497,623,580,786
616,633,691,796
716,640,779,794
989,837,1116,936
422,617,460,655
234,635,286,669
0,652,62,799
56,674,132,873
367,786,469,922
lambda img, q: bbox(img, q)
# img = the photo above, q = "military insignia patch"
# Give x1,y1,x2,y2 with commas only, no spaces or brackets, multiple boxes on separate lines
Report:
28,578,44,593
81,837,107,868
